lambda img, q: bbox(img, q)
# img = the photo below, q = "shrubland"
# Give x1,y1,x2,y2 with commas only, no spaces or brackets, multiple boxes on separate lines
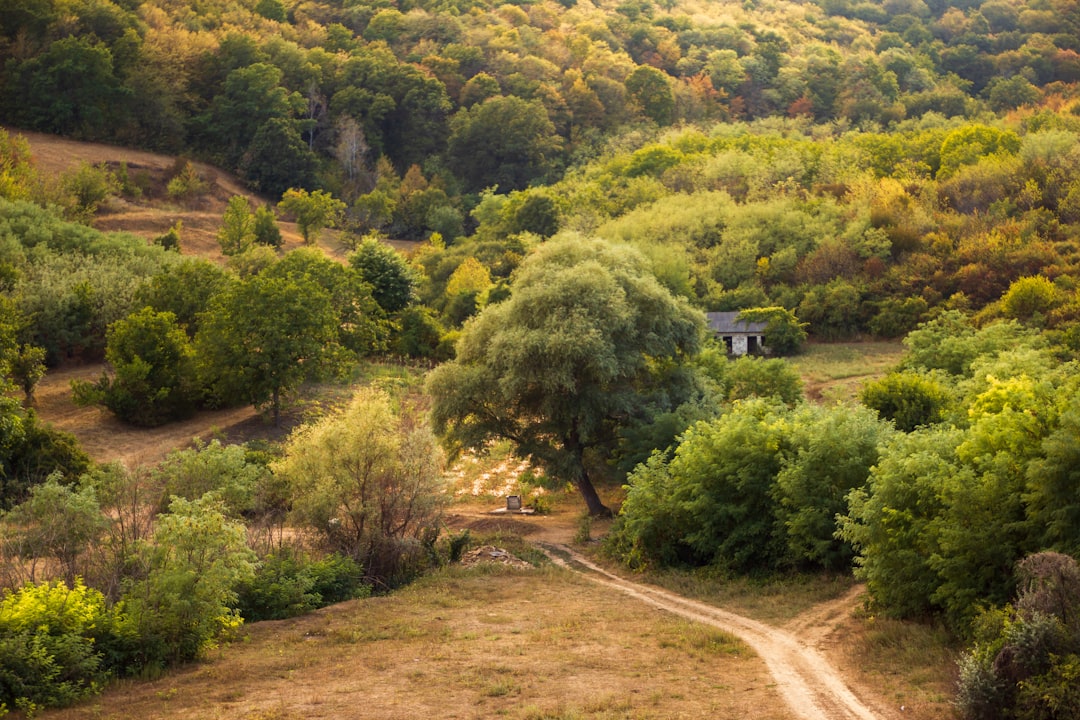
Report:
3,0,1080,714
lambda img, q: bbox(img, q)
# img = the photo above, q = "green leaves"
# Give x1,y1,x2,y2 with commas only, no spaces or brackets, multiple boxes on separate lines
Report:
195,270,337,424
73,308,198,427
429,236,702,516
274,387,445,584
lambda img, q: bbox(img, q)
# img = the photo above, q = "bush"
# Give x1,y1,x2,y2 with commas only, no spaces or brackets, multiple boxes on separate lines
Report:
234,549,368,622
71,308,199,427
956,554,1080,720
0,580,118,715
120,495,256,667
860,370,952,432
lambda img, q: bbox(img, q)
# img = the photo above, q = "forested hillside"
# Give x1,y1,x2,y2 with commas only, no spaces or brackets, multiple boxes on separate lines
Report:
4,0,1080,716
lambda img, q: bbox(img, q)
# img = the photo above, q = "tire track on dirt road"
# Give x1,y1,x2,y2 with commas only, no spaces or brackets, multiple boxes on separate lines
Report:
540,542,883,720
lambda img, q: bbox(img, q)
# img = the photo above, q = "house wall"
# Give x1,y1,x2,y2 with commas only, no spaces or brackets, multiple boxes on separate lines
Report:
722,333,765,356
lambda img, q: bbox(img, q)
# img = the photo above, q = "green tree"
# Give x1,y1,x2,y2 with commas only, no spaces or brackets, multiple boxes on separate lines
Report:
938,124,1022,178
775,404,890,570
252,205,282,249
277,188,345,245
197,62,297,168
242,117,318,198
428,236,703,516
134,258,232,338
1001,275,1059,322
152,439,268,517
348,236,416,313
446,96,563,193
72,308,199,427
611,398,792,570
195,272,337,425
797,279,864,340
625,65,675,125
860,370,953,432
263,247,390,357
217,196,255,256
121,495,256,666
736,307,807,355
0,36,126,139
724,356,804,405
2,474,105,586
838,427,960,618
1027,393,1080,556
274,387,446,584
902,313,1039,377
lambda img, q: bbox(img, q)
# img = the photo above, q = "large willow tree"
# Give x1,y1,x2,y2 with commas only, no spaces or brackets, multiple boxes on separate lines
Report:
428,236,703,516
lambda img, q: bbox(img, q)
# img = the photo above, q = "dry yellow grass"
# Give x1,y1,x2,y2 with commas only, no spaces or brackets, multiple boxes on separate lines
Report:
40,565,792,720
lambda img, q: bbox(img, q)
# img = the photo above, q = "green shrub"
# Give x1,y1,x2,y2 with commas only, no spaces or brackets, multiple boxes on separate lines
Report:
1015,654,1080,720
235,550,367,623
120,495,256,667
307,553,367,605
859,370,952,432
0,580,119,714
235,551,322,622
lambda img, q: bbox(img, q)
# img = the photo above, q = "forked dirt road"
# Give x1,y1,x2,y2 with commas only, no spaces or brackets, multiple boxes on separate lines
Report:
541,542,883,720
452,507,896,720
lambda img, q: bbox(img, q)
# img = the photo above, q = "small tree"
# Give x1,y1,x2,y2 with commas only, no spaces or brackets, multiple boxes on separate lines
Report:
277,188,345,245
10,344,46,407
217,195,255,256
2,474,104,586
72,308,199,427
166,161,209,202
195,272,338,425
252,205,282,248
274,387,446,584
121,495,256,666
348,235,416,313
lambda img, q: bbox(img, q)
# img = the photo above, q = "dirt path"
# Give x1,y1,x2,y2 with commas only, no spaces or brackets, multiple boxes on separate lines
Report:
540,542,886,720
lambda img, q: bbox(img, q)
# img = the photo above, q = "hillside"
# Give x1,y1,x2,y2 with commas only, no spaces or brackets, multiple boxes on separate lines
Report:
4,0,1080,717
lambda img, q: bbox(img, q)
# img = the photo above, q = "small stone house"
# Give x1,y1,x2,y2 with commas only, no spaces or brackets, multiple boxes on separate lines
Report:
705,311,769,356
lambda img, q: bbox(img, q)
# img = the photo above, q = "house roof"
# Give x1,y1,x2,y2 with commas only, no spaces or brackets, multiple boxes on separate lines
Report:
705,311,768,334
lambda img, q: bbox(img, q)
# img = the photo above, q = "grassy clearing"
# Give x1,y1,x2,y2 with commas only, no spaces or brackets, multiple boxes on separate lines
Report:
41,561,790,720
626,564,859,624
788,340,906,403
827,610,962,720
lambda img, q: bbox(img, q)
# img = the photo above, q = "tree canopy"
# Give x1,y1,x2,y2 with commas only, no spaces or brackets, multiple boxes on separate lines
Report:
428,235,703,516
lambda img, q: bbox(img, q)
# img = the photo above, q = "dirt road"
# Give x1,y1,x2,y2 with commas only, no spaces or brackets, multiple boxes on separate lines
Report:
541,542,886,720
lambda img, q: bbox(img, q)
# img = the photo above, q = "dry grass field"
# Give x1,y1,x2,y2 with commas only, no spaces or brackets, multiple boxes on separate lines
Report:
10,128,421,263
39,562,796,720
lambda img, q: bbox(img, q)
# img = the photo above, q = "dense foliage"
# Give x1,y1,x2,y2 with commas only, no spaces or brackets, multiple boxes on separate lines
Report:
428,235,702,515
5,0,1080,712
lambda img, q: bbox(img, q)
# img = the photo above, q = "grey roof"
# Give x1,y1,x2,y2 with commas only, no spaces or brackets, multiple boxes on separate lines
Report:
705,311,768,334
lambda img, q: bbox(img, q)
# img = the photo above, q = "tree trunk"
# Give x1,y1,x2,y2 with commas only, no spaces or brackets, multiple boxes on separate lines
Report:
568,435,612,517
575,472,613,517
